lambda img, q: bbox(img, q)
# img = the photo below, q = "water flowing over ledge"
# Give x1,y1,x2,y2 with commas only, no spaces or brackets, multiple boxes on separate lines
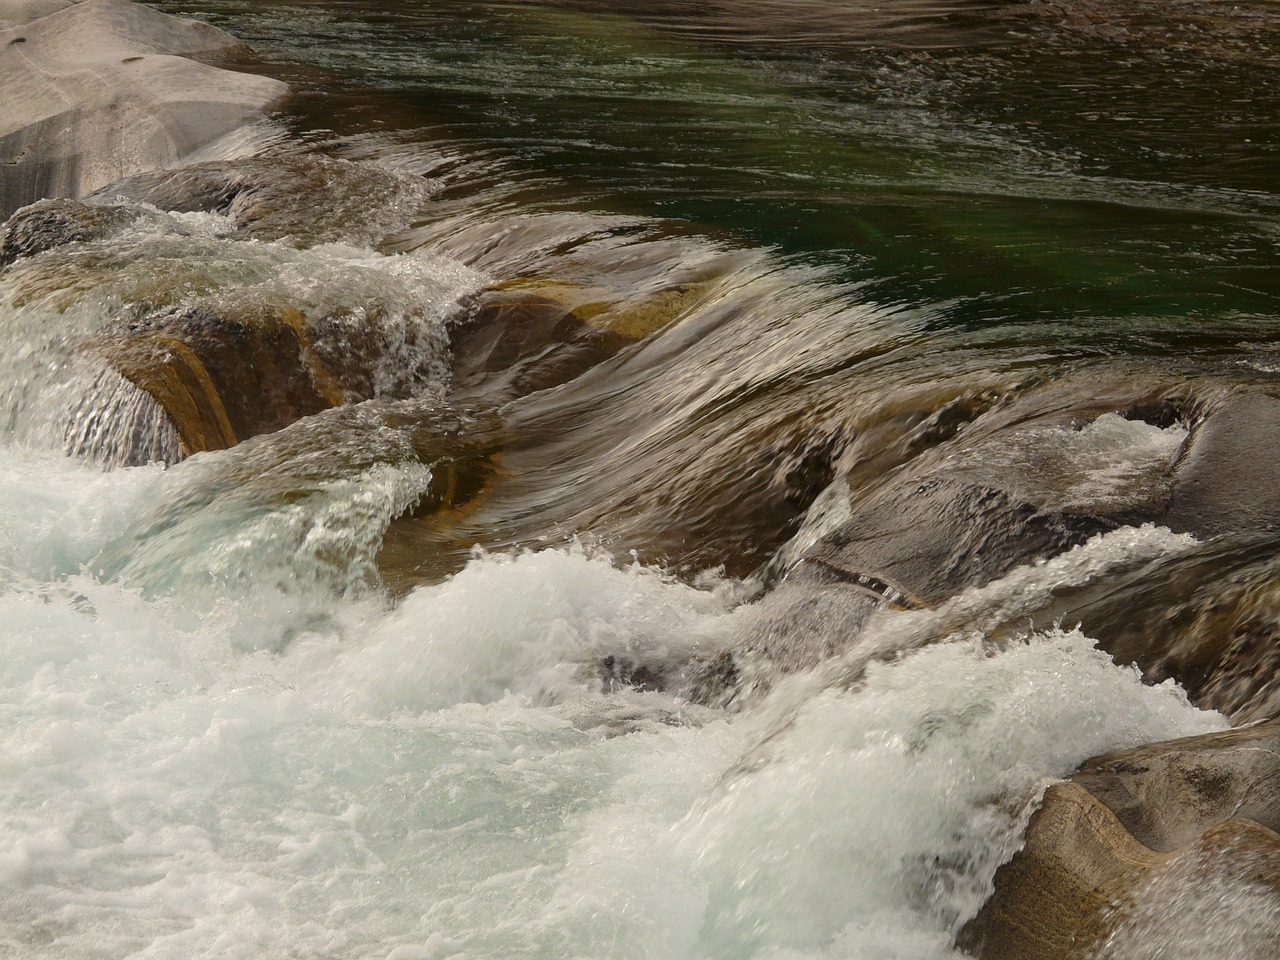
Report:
4,1,1280,958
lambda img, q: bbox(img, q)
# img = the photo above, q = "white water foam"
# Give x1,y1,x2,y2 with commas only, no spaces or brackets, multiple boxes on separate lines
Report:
0,445,1229,960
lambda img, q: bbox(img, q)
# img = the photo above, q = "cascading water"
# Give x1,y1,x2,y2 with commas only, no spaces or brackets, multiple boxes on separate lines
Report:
0,442,1226,958
5,1,1280,957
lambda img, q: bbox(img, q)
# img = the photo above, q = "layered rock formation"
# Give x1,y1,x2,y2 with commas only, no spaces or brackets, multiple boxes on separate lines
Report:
0,0,286,216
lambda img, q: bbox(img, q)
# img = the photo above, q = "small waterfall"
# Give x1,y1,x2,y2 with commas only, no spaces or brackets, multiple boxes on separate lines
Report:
60,366,183,467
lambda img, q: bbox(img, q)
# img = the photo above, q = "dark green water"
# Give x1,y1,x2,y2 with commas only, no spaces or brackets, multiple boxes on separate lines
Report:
135,1,1280,579
158,0,1280,333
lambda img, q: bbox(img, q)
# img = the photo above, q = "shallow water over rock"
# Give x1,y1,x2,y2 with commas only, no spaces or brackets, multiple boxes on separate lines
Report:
5,1,1280,957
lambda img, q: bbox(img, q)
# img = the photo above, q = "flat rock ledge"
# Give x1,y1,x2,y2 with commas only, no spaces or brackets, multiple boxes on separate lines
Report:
1,0,286,216
959,720,1280,960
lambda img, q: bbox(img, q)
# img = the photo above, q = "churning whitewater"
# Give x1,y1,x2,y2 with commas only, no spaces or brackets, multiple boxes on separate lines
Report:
0,439,1224,959
8,0,1280,956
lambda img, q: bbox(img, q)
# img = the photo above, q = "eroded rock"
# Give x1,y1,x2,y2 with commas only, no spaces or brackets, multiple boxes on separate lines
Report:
959,721,1280,960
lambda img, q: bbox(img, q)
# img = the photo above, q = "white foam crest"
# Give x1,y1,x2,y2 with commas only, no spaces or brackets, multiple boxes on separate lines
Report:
0,446,168,585
0,434,431,651
104,462,432,649
730,522,1196,699
849,522,1191,671
526,628,1224,960
894,521,1196,642
306,545,736,715
0,530,1226,960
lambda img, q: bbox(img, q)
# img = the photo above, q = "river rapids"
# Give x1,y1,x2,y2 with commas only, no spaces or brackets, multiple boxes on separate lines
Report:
4,1,1280,958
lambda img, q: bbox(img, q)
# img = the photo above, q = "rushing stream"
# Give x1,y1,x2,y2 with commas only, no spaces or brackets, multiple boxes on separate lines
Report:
4,1,1280,957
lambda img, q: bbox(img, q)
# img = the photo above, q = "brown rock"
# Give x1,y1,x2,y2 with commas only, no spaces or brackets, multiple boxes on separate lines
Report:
94,304,340,456
448,288,631,400
959,721,1280,960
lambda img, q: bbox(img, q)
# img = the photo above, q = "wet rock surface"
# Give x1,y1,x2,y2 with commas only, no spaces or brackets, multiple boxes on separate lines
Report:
1031,533,1280,724
959,721,1280,960
1165,393,1280,538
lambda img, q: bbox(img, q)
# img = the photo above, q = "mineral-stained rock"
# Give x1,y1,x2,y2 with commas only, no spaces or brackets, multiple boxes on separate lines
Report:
85,281,637,462
0,0,286,216
958,721,1280,960
94,304,341,455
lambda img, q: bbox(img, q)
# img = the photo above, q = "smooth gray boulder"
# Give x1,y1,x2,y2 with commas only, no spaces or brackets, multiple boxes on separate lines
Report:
0,0,286,215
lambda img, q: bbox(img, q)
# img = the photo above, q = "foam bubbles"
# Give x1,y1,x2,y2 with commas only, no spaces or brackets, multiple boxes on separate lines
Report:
312,545,734,714
0,447,1234,960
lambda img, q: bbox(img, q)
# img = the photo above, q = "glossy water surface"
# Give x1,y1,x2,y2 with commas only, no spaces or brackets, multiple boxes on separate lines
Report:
5,1,1280,957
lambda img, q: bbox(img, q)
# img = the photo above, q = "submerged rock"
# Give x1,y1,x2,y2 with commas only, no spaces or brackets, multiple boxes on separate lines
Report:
448,288,632,401
0,197,136,268
95,155,440,248
959,721,1280,960
792,476,1118,608
0,0,286,216
766,391,1280,676
1013,394,1280,721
